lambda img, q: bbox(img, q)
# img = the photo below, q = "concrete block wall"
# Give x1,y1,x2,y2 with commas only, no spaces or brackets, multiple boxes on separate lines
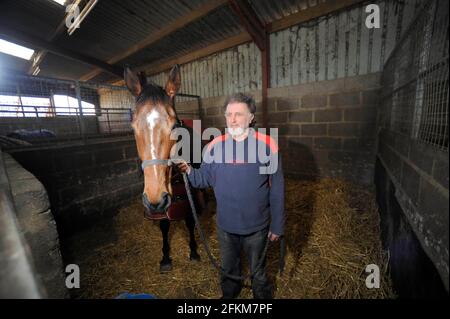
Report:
2,152,68,298
175,73,381,186
174,98,201,120
373,0,448,297
377,129,449,293
8,137,143,236
266,73,380,185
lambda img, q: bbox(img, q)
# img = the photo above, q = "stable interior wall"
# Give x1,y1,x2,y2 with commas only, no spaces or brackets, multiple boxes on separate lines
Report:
8,137,142,237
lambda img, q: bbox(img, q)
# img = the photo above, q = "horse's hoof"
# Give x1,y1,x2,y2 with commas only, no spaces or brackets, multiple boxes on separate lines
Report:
159,259,173,272
189,251,201,262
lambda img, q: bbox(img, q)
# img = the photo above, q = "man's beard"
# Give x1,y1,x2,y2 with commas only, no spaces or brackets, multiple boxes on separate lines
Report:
228,126,246,137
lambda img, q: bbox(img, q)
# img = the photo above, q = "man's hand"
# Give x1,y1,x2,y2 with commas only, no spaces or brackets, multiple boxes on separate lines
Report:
268,231,280,242
175,160,191,174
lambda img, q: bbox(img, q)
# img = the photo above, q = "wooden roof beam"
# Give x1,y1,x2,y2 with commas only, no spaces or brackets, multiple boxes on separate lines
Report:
228,0,269,127
228,0,266,51
28,0,87,76
268,0,366,33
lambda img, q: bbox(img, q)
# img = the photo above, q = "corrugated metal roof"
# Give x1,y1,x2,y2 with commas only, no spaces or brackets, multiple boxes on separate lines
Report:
54,0,213,62
0,0,65,39
248,0,324,25
120,5,243,68
38,52,94,80
89,71,117,84
0,0,333,82
0,53,30,75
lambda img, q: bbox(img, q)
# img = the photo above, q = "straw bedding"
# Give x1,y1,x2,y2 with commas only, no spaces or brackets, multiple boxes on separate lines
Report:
64,177,396,299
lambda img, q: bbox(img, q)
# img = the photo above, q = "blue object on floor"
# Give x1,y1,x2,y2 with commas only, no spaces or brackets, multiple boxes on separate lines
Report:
116,292,157,299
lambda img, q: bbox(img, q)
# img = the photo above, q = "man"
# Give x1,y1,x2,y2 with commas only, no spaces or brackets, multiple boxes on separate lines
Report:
177,93,285,299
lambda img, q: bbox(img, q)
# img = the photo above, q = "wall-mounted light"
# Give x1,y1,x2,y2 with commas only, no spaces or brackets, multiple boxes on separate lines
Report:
32,66,41,76
67,0,98,36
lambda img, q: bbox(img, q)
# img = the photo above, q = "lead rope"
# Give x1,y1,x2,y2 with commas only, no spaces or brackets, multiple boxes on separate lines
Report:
181,172,285,282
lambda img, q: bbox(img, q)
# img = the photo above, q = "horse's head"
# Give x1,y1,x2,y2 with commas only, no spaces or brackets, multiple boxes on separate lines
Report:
124,65,181,214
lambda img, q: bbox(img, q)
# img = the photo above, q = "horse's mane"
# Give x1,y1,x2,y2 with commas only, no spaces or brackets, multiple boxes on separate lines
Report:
136,82,169,105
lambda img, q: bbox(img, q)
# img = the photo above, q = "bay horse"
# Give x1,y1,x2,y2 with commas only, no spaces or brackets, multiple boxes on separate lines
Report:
124,65,203,272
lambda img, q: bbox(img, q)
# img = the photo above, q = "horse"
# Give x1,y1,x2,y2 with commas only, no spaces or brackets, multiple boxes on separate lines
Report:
124,65,204,272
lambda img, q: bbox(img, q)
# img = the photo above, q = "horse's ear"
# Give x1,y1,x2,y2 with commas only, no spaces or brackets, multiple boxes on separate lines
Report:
137,71,147,86
124,67,142,97
165,64,181,98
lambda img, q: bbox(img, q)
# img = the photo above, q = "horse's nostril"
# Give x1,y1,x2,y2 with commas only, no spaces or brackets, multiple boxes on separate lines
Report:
142,193,152,209
143,192,171,212
158,192,171,211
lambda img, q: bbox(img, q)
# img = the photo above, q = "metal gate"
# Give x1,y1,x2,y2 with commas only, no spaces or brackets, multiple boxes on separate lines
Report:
0,74,135,147
0,73,202,149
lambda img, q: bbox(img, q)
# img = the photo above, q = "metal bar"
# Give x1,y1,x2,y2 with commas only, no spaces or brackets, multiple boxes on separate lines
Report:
107,109,111,134
49,89,56,117
74,81,86,142
16,85,25,118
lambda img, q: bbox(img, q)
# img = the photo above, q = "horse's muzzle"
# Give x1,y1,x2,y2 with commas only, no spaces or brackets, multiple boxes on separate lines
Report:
142,192,171,214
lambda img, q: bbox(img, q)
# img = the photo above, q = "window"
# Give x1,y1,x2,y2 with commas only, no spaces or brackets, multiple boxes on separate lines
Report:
0,95,20,117
53,95,96,116
0,94,95,117
81,101,96,115
49,0,66,5
21,97,51,117
0,95,52,117
0,39,34,60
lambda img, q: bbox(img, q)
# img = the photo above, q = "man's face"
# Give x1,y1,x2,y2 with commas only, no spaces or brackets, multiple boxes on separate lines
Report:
225,102,254,138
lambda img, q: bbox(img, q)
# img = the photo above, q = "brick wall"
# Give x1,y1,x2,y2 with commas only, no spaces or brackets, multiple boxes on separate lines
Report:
8,137,142,236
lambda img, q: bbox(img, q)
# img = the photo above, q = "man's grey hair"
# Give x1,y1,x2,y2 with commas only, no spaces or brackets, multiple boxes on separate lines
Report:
223,93,257,127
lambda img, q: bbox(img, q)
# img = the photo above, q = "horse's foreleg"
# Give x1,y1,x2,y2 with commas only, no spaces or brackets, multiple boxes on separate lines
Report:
185,213,200,261
159,219,172,272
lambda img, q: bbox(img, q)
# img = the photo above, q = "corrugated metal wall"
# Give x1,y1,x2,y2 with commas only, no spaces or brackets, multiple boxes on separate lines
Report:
149,41,261,102
149,0,426,99
97,87,135,133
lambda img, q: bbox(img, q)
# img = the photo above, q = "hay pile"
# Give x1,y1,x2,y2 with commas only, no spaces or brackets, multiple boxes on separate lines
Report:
64,178,396,299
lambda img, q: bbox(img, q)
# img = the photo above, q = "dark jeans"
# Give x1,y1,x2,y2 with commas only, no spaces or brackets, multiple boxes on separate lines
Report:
217,226,272,299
